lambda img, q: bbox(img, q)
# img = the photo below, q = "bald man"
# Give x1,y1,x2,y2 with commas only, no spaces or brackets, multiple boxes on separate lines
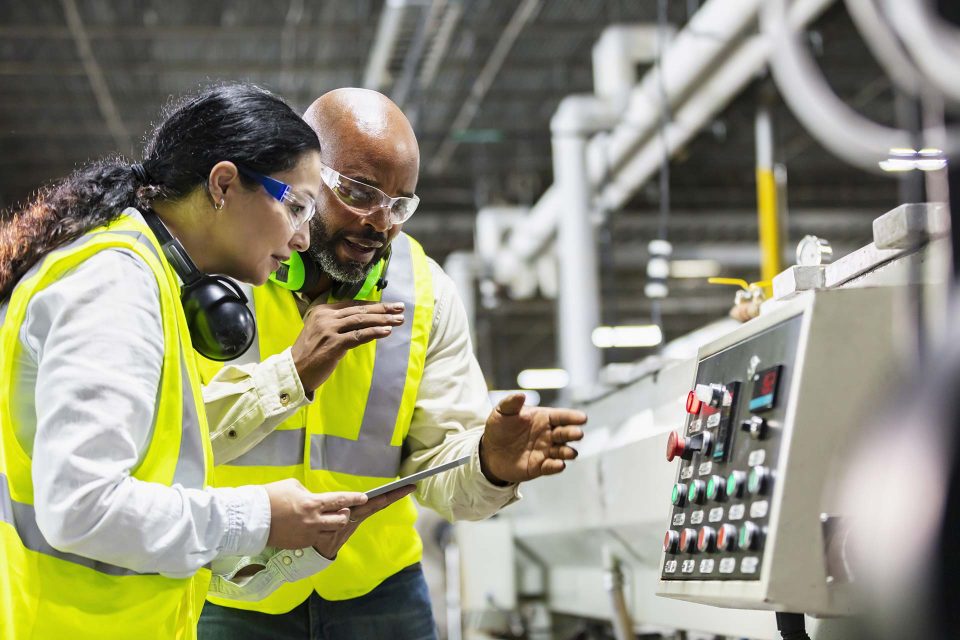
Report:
196,89,587,640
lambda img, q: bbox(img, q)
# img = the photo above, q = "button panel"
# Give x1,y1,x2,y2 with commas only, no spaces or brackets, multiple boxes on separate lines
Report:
662,314,801,582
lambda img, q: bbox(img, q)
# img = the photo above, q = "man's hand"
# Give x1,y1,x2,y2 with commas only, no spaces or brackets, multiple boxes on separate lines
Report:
291,300,405,391
313,485,417,559
264,479,370,549
478,394,587,485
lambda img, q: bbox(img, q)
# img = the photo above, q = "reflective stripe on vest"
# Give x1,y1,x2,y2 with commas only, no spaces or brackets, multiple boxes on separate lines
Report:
0,473,148,576
229,428,305,467
309,233,418,478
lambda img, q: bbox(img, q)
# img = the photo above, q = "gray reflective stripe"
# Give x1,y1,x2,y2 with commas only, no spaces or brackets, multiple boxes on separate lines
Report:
173,352,207,487
0,473,155,576
309,234,416,478
0,472,12,525
229,428,306,467
97,229,206,490
309,433,402,478
0,302,8,326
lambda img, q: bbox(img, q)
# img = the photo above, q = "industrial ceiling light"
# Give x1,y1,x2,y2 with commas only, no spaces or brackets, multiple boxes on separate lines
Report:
517,368,570,390
879,147,947,172
669,259,722,279
591,324,663,348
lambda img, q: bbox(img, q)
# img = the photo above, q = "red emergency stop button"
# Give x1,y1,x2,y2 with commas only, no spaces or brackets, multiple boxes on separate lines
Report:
666,431,686,461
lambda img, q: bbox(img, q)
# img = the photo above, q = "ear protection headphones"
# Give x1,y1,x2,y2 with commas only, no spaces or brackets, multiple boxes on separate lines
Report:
269,247,390,300
142,212,256,361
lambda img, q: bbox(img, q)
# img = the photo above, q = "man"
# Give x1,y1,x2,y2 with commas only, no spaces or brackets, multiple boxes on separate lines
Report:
196,88,587,639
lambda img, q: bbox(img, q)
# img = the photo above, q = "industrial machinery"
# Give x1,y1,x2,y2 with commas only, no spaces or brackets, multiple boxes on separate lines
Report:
658,287,894,615
451,202,948,639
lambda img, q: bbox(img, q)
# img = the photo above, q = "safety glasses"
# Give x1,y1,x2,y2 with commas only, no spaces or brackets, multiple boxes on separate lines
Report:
236,165,317,232
319,162,420,225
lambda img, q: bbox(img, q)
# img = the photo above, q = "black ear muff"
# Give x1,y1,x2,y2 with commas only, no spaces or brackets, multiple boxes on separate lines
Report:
142,211,256,361
181,276,256,361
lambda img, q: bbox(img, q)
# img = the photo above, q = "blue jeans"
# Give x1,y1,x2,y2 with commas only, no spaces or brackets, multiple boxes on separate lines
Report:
197,564,438,640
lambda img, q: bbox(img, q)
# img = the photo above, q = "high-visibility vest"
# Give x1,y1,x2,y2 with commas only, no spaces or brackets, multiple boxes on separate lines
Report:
200,232,434,612
0,211,214,640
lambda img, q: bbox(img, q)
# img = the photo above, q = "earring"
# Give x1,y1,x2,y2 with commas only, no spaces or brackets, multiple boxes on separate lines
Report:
214,197,225,211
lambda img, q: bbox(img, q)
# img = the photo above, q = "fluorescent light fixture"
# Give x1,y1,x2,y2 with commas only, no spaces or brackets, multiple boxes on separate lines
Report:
489,389,541,406
670,259,722,279
880,147,947,172
517,368,569,390
591,324,663,348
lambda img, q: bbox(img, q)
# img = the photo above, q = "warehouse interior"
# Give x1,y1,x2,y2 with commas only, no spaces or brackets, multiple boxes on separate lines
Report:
1,0,959,639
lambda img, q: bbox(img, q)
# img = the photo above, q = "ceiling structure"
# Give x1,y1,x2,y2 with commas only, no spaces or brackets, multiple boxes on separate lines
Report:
0,0,904,393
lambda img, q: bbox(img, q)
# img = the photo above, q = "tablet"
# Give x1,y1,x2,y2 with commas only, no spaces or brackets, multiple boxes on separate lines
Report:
366,454,472,498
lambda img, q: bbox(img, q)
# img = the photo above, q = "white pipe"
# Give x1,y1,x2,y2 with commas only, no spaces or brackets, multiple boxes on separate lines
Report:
494,0,841,284
491,21,665,284
552,96,618,394
843,0,922,97
493,0,762,282
592,24,665,112
591,0,762,184
493,185,559,289
443,251,478,352
475,206,527,275
602,0,840,211
761,0,910,172
882,0,960,105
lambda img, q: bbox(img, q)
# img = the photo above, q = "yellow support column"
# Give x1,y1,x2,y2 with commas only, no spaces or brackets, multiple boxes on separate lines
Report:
755,105,781,297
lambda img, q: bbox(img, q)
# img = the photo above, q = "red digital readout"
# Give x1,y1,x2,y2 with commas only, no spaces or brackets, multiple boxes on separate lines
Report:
758,370,778,396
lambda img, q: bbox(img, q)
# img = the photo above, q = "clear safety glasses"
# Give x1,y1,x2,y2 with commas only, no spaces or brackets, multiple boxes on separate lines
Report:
237,165,317,232
319,162,420,225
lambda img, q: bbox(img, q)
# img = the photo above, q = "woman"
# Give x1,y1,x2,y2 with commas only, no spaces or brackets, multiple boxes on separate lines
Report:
0,84,406,639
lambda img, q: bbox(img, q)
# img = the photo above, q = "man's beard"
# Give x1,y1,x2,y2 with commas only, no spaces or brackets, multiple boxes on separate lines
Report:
307,215,389,284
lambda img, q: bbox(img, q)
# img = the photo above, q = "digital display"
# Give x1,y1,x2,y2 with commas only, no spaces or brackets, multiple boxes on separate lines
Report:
749,365,783,412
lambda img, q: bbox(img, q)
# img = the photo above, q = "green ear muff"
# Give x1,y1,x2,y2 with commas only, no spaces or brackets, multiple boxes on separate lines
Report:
353,260,384,299
269,252,308,290
269,248,390,300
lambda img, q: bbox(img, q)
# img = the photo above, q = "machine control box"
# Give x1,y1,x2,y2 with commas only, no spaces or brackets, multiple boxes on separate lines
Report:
657,287,897,615
662,314,800,583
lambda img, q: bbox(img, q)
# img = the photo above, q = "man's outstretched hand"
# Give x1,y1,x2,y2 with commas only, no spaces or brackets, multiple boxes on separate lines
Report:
478,393,587,485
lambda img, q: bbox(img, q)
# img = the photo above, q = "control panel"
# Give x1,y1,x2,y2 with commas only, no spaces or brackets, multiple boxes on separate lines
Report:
657,287,898,615
661,314,800,584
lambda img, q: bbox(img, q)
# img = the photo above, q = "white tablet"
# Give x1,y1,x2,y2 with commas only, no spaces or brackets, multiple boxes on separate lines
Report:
366,454,472,498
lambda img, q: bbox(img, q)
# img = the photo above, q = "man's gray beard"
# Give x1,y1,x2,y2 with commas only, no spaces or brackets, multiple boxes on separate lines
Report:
308,243,369,284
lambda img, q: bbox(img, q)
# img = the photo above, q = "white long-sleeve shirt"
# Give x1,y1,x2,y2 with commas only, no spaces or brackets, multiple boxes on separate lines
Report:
204,257,520,521
4,244,335,596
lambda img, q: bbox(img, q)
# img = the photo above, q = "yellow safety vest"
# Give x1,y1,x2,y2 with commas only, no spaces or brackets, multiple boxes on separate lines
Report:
200,233,434,612
0,212,214,640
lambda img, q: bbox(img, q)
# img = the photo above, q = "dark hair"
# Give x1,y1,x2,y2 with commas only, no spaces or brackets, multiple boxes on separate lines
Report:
0,83,321,299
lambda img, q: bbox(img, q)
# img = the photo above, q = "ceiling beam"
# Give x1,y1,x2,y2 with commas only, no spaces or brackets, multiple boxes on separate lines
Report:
427,0,543,175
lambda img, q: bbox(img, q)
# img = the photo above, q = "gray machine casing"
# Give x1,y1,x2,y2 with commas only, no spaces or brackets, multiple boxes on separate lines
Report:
657,286,898,615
